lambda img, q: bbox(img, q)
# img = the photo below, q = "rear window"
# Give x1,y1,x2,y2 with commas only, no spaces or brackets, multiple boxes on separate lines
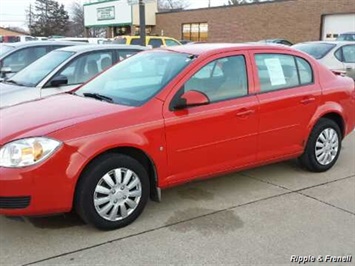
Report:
293,43,336,59
165,39,180,47
148,38,163,48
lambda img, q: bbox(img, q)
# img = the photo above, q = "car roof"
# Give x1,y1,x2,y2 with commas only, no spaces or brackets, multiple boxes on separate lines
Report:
0,40,84,49
118,35,176,39
339,32,355,35
161,43,296,56
55,44,148,52
294,41,354,46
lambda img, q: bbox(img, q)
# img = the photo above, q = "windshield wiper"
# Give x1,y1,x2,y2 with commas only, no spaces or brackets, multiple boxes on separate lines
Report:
83,93,113,103
5,79,24,86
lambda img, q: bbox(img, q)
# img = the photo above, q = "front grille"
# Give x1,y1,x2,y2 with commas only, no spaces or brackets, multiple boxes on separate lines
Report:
0,196,31,209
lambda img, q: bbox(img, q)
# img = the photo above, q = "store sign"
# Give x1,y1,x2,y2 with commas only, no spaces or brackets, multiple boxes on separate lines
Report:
97,6,115,21
127,0,156,5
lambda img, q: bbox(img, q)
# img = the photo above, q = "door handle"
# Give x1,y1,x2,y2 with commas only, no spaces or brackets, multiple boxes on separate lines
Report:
300,97,315,105
236,109,255,117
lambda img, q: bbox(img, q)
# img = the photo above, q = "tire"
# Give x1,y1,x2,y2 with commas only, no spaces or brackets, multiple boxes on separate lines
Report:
299,118,342,172
75,153,150,230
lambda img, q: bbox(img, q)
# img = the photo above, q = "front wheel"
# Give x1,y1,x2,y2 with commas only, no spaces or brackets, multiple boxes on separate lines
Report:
75,153,150,230
299,118,342,172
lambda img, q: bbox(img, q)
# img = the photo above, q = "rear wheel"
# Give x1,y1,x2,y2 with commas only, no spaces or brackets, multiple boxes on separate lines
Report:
75,153,149,230
299,118,341,172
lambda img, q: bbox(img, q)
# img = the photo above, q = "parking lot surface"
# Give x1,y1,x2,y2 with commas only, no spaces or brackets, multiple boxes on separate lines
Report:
0,133,354,266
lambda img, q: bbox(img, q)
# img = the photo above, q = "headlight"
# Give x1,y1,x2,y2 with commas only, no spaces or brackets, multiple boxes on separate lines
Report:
0,137,62,168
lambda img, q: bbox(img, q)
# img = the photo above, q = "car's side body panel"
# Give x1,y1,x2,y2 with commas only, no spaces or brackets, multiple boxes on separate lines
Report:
0,44,354,219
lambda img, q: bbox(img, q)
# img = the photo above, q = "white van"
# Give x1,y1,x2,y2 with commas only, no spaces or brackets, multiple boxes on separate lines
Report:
18,35,37,42
55,37,108,44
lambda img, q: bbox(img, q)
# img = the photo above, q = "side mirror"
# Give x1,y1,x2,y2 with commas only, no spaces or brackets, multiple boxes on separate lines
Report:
173,90,210,110
0,67,12,79
1,67,12,74
49,75,68,87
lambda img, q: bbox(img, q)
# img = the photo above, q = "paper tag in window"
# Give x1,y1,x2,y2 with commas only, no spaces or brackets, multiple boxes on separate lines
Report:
264,58,286,86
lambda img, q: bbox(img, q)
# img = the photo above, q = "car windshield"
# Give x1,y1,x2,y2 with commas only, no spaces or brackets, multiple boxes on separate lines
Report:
293,43,336,59
8,50,74,87
76,50,195,106
0,44,15,56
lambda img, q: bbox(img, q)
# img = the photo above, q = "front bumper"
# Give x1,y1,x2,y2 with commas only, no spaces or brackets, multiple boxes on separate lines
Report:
0,145,88,216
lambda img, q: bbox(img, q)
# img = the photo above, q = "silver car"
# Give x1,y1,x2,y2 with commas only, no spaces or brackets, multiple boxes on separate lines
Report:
0,41,83,79
0,44,147,108
292,41,355,79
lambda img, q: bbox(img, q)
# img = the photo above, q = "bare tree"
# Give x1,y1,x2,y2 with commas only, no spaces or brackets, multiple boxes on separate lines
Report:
158,0,189,11
69,0,85,37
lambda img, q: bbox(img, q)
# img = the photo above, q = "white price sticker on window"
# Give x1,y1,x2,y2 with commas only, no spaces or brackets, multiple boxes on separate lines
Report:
264,58,286,86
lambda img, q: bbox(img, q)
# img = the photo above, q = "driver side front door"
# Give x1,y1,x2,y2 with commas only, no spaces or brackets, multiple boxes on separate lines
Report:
40,50,115,98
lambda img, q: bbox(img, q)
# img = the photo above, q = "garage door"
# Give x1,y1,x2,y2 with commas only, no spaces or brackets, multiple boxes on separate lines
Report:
322,14,355,40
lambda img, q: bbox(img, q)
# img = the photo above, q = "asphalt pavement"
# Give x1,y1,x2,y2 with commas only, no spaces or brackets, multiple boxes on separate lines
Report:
0,133,354,266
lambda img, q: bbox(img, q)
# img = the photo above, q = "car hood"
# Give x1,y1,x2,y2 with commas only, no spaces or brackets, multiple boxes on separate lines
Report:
0,82,39,108
0,93,132,145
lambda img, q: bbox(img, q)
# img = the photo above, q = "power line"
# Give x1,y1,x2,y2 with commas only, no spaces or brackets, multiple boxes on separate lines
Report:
0,13,26,16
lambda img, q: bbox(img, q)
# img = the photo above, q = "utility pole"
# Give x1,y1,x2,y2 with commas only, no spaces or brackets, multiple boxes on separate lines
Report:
139,0,146,46
29,4,32,34
208,0,211,7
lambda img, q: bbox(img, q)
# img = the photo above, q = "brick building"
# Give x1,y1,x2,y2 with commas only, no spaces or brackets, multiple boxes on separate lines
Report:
153,0,355,44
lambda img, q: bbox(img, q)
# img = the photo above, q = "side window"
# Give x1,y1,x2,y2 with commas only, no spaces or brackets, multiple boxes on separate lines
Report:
3,47,47,72
334,48,342,62
56,58,80,85
296,57,313,85
55,51,113,85
342,45,355,63
130,38,141,45
165,39,180,47
255,54,299,92
148,38,163,48
184,55,248,102
194,61,223,79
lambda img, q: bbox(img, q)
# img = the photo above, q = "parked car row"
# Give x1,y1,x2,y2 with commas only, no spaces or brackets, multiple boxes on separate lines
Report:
179,38,355,79
0,45,147,107
0,42,354,231
0,35,38,43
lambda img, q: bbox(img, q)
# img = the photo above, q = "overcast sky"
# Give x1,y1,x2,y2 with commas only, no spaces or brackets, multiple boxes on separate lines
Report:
0,0,228,29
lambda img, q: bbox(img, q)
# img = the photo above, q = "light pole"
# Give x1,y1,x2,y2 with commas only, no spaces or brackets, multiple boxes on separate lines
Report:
139,0,146,46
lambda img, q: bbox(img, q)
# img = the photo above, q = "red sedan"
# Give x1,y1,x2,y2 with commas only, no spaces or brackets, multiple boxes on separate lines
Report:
0,44,354,230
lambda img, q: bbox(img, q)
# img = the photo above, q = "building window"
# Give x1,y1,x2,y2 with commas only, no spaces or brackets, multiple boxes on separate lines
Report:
182,23,208,42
